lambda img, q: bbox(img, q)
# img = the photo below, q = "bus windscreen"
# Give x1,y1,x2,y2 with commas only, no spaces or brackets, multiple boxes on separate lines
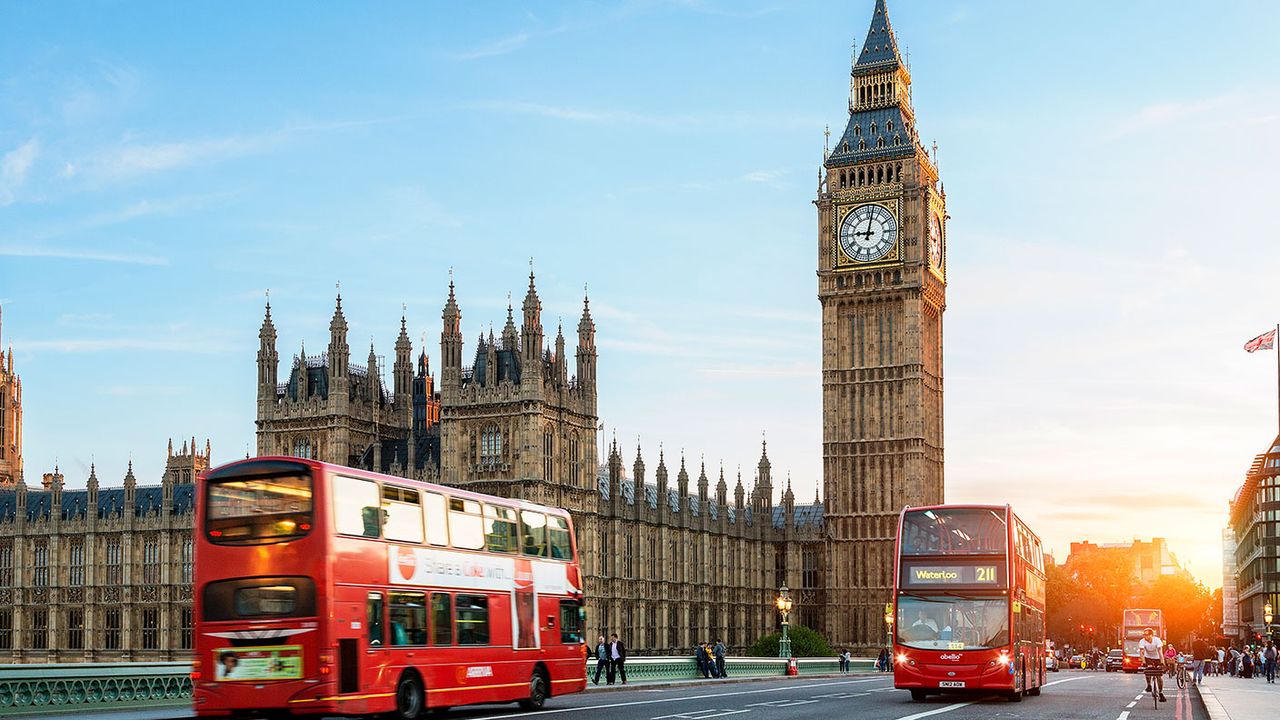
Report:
900,508,1007,556
896,595,1010,651
206,472,313,545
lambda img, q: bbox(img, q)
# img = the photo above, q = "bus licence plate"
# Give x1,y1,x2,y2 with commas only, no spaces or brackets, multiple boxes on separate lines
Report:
938,681,965,688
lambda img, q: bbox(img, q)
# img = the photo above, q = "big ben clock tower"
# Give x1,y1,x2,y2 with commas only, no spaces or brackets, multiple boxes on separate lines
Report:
818,0,945,648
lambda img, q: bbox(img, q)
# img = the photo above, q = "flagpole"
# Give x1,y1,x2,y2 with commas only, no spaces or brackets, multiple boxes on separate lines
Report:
1275,322,1279,436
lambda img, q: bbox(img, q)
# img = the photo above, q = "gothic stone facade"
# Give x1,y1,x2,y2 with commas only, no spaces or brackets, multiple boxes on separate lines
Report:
256,274,826,653
0,307,22,487
817,0,946,647
0,442,207,662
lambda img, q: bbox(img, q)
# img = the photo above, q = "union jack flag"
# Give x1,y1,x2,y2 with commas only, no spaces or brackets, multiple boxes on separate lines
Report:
1244,328,1277,353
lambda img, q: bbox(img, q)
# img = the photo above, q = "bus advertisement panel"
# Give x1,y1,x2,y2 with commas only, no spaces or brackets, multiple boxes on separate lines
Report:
1120,609,1165,673
892,505,1048,703
193,458,587,719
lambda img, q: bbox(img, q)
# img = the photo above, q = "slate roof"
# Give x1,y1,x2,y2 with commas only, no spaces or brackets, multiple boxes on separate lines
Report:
472,344,522,387
853,0,903,75
825,107,915,167
772,503,824,529
0,485,197,523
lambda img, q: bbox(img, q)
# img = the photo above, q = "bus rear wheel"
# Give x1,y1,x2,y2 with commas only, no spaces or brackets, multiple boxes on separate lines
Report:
1006,691,1023,703
1028,686,1041,696
518,670,548,711
394,671,425,719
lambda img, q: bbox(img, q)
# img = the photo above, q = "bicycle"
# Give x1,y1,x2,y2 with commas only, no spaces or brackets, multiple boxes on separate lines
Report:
1144,660,1164,709
1175,662,1187,689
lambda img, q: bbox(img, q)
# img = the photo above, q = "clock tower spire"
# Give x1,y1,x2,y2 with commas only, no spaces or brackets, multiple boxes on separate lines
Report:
817,0,946,649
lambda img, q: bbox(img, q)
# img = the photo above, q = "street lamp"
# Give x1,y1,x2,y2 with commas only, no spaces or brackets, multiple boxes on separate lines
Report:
775,585,794,658
884,603,896,663
1264,602,1273,639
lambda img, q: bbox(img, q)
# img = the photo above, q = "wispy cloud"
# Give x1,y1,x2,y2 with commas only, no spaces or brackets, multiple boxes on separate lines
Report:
0,138,40,206
466,101,819,130
20,337,235,353
0,245,168,265
695,362,818,379
1107,95,1233,139
80,118,392,182
97,384,185,397
453,32,530,61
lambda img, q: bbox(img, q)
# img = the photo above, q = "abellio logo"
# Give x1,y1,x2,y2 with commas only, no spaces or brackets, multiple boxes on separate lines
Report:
397,547,417,581
939,653,962,661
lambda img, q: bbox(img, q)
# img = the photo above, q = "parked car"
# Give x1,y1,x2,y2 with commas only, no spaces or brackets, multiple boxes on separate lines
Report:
1069,654,1084,669
1105,649,1124,672
1046,653,1059,672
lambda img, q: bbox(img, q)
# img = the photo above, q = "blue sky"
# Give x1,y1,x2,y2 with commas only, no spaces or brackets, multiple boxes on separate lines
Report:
3,0,1279,585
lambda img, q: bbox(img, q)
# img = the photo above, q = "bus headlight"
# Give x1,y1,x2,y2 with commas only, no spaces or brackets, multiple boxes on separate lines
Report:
896,653,908,664
998,653,1010,666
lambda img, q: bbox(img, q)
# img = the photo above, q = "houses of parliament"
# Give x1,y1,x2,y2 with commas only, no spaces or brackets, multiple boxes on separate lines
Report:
0,0,945,661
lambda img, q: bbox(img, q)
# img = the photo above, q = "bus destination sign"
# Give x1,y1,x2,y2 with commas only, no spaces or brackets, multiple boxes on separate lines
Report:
903,564,1000,587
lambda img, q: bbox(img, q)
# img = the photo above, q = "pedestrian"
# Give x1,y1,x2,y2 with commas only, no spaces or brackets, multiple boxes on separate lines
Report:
876,647,888,672
1265,642,1277,684
695,642,709,679
607,633,628,685
704,642,719,678
592,635,610,685
1242,649,1254,679
714,638,727,678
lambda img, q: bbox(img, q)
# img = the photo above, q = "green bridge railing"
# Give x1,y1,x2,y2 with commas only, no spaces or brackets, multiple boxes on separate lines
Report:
0,657,875,716
0,662,192,717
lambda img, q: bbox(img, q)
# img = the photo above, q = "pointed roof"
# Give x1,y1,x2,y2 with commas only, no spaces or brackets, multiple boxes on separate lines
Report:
259,293,276,338
853,0,903,75
578,291,595,334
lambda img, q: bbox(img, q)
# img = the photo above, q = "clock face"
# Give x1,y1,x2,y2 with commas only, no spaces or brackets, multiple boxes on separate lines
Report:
929,214,943,268
839,204,898,263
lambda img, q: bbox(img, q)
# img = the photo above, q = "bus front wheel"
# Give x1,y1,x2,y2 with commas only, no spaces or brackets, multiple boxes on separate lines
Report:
909,690,927,702
518,670,548,711
1028,686,1041,697
394,671,425,719
1006,691,1023,703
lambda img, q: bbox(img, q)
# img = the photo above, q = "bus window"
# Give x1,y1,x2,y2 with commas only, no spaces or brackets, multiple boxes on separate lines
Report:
382,486,424,543
456,594,489,645
367,592,384,648
431,592,452,645
202,576,316,620
389,592,427,646
559,600,584,644
448,498,484,550
900,508,1007,555
547,515,572,559
206,472,313,545
424,492,448,546
521,511,547,557
334,476,381,538
484,504,518,553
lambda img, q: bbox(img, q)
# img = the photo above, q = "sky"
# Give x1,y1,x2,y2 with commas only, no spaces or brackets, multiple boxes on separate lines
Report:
2,0,1279,588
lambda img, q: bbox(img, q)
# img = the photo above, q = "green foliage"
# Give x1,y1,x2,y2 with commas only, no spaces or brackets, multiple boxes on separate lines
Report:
746,625,836,658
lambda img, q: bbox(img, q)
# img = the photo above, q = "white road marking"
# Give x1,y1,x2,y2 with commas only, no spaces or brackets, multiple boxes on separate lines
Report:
468,677,894,720
744,700,818,708
652,710,750,720
1042,675,1095,688
891,702,976,720
868,686,898,692
1125,701,1136,708
1116,712,1130,720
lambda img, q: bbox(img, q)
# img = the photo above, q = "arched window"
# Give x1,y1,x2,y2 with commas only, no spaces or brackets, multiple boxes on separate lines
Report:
543,427,554,481
481,426,503,465
840,171,847,188
870,121,877,134
570,432,581,486
292,438,313,459
853,124,861,137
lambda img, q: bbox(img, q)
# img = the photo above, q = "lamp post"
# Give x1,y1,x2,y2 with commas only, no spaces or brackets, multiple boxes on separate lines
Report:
884,603,896,667
776,585,793,658
1264,601,1273,640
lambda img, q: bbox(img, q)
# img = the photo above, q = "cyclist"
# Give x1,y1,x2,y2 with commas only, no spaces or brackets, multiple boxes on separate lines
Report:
1139,627,1168,702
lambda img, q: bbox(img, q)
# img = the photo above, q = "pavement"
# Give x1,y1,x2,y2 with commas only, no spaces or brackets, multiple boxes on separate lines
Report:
11,668,1209,720
1196,673,1280,720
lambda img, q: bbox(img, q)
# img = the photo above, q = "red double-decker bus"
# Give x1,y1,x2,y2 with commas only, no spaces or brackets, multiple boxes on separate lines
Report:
192,457,587,718
892,504,1047,703
1120,609,1165,673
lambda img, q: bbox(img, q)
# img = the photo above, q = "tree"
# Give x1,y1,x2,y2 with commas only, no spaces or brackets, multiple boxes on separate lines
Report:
1134,575,1213,647
746,625,836,658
